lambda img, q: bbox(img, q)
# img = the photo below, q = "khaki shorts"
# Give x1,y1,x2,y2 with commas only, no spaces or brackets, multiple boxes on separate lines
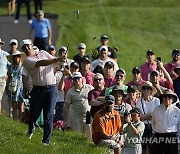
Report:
0,78,6,100
100,139,120,149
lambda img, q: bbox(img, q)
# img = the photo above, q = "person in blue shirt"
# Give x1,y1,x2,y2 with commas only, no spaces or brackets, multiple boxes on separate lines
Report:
29,10,52,51
0,38,10,114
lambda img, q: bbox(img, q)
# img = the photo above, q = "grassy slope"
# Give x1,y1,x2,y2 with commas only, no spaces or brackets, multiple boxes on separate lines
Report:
0,115,107,154
0,0,180,81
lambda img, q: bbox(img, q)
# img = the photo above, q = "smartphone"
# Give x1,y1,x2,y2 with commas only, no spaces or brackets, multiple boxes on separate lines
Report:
157,57,161,62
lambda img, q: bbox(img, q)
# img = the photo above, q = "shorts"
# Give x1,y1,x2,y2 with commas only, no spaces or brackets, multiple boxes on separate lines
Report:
0,78,6,100
122,145,142,154
100,139,120,149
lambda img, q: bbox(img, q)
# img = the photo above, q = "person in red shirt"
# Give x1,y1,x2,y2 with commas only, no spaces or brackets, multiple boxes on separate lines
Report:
165,49,180,80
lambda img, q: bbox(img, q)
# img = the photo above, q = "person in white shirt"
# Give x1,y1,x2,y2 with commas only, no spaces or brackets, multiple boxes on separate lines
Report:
152,89,180,154
136,81,160,154
91,46,119,74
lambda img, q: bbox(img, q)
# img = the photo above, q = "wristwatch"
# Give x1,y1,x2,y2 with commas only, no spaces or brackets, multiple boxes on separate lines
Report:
128,122,132,125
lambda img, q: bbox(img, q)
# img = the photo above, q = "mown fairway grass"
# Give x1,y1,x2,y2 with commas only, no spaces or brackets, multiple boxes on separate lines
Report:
0,115,108,154
0,0,180,81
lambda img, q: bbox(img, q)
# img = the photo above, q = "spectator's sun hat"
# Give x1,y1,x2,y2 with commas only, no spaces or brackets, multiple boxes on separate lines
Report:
104,95,115,104
78,43,86,49
7,50,26,62
20,39,32,48
159,89,178,103
138,81,157,95
0,38,5,45
9,39,18,45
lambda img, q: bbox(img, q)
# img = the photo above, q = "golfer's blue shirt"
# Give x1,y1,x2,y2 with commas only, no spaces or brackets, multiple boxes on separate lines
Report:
31,18,51,38
0,49,10,77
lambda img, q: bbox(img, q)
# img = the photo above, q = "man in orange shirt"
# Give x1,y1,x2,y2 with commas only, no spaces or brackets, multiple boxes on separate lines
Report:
92,95,122,154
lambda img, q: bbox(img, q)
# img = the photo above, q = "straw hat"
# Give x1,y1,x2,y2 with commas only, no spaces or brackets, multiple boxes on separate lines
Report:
138,81,157,96
7,50,26,62
159,89,178,103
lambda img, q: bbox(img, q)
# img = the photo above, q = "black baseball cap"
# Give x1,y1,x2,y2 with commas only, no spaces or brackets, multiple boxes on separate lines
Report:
104,61,114,69
130,107,142,114
70,62,79,68
146,50,155,55
104,95,115,104
172,49,180,55
127,85,137,93
82,55,91,63
132,67,141,74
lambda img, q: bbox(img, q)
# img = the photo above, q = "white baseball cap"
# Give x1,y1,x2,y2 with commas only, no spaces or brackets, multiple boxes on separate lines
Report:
9,39,18,45
20,39,32,48
99,45,108,51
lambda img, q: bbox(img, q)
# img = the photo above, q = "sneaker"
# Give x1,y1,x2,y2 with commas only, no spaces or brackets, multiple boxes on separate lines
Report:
14,20,19,24
27,132,33,139
28,19,32,24
42,143,50,146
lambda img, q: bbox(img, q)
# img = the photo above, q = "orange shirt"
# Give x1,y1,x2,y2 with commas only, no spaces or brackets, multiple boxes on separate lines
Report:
92,109,121,145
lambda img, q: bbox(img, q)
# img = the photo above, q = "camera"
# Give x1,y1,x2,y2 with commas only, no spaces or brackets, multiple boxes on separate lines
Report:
157,57,161,62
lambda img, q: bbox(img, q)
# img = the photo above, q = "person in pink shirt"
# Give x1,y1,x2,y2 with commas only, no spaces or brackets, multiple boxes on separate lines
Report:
103,61,115,88
81,55,94,86
157,60,174,91
165,49,180,80
140,50,157,81
127,66,145,87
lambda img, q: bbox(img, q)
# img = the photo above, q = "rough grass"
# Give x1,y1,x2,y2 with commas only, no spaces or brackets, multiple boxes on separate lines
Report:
0,115,108,154
0,0,180,81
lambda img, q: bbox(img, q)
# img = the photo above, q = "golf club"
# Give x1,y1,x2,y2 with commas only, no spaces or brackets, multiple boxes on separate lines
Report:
67,10,80,51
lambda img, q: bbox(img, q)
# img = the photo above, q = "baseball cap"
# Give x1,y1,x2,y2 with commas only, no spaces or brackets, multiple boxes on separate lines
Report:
78,43,86,49
146,50,155,55
127,85,137,93
37,10,44,15
33,46,39,52
111,85,126,96
9,39,18,45
47,45,55,51
58,46,67,53
104,61,114,69
104,95,115,104
132,67,141,74
172,49,180,55
150,70,159,76
20,39,32,48
99,45,108,51
72,72,82,79
130,107,142,114
94,73,104,80
101,35,108,40
116,68,126,76
82,55,91,63
70,62,79,68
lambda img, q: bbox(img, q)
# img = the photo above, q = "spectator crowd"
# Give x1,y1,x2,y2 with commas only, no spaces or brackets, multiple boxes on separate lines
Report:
0,9,180,154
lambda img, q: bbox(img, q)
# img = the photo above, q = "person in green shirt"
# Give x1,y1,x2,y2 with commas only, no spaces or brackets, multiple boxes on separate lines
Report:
122,107,145,154
105,68,128,96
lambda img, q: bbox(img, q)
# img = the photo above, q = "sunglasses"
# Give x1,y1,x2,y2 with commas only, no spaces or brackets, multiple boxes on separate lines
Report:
94,78,102,82
10,43,17,46
162,95,173,99
116,74,124,78
142,86,152,91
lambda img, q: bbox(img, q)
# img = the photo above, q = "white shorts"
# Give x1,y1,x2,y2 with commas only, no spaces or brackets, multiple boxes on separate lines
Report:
0,78,6,100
